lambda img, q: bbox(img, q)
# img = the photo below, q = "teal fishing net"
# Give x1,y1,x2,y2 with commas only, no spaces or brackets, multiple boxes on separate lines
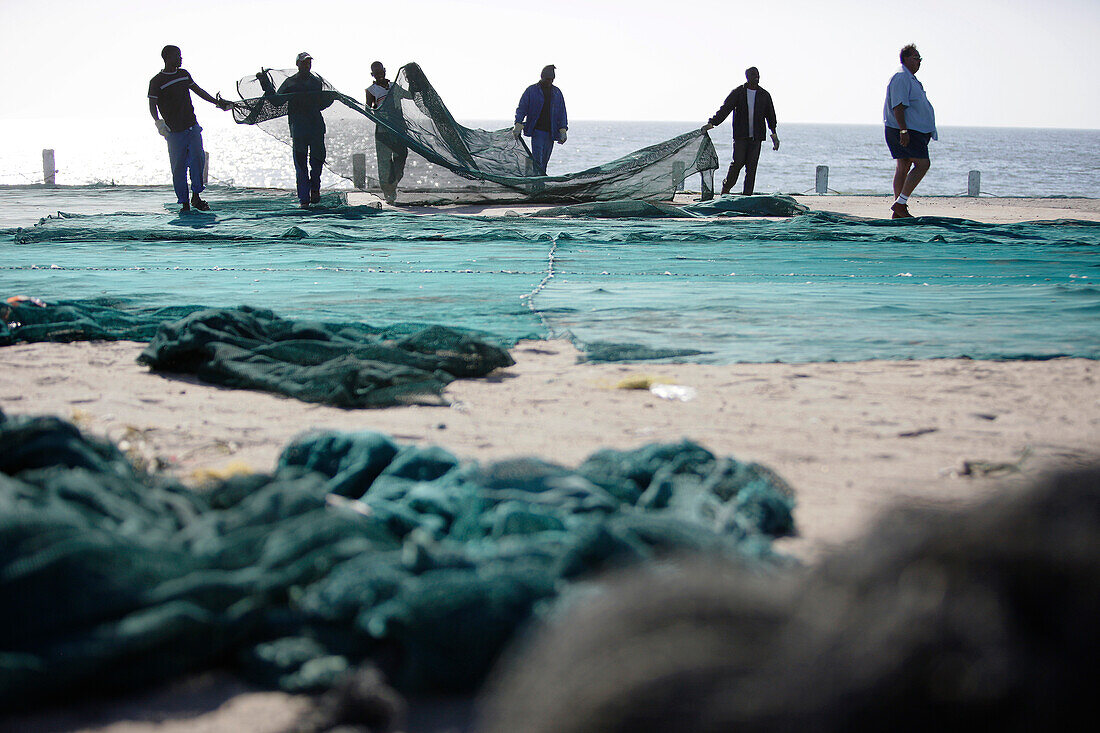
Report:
0,299,514,408
4,197,1098,363
0,410,794,708
231,63,718,204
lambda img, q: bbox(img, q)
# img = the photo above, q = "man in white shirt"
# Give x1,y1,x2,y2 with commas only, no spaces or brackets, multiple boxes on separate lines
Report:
365,61,408,205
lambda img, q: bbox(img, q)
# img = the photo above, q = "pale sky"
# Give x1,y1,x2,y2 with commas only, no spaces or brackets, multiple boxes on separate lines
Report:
1,0,1097,128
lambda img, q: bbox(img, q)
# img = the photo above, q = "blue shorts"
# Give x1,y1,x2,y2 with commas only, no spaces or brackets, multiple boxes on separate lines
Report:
885,127,931,160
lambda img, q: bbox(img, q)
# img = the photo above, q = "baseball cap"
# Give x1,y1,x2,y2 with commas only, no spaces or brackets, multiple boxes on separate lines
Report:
296,52,313,63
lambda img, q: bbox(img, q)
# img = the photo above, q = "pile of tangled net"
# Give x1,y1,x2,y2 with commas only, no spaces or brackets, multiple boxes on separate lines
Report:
1,299,514,408
231,62,718,204
0,410,795,709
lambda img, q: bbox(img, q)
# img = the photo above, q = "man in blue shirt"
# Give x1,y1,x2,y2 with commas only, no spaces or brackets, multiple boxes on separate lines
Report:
148,45,233,214
884,44,937,218
513,65,568,175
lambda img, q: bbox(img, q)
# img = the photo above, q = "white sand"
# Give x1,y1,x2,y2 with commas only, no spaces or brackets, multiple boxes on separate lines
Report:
3,339,1097,560
363,194,1100,223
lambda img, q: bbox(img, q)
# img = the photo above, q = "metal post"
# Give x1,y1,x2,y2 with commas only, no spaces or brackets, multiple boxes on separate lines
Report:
203,152,210,187
672,161,686,192
352,153,367,190
815,165,829,194
42,149,56,186
967,170,981,197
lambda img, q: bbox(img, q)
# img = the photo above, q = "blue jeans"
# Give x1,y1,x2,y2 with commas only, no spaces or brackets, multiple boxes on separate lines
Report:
293,133,326,203
530,129,554,175
166,124,205,204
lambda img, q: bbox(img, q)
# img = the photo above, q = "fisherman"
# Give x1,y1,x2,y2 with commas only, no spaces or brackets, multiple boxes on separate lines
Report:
256,52,334,208
365,61,408,205
148,45,233,214
883,44,936,218
703,66,779,196
513,65,568,175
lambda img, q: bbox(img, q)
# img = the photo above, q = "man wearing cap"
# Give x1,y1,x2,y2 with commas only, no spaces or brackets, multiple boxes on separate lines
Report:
702,66,779,196
884,44,936,218
257,52,333,208
365,61,407,205
513,65,568,175
148,44,233,214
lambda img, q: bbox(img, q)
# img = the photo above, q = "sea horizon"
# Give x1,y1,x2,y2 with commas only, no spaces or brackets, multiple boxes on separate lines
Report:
2,118,1098,198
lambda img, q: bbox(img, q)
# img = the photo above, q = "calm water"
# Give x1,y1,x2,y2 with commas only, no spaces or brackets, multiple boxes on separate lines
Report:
1,117,1098,197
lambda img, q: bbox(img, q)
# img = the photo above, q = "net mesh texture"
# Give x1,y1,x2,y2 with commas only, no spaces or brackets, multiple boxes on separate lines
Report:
0,410,794,708
231,63,717,204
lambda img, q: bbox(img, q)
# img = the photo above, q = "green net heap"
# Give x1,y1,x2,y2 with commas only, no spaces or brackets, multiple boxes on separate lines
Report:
0,410,794,709
1,299,515,408
231,63,718,204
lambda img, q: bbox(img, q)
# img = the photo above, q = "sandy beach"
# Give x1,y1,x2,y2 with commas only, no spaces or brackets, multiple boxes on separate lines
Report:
3,195,1099,732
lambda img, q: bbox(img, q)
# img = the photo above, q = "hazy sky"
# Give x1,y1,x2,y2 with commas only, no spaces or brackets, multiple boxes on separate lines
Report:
1,0,1097,128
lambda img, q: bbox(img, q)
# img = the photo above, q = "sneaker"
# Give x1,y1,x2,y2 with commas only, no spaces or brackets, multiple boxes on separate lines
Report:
191,193,210,212
891,202,913,219
300,201,311,209
179,203,191,214
310,188,321,204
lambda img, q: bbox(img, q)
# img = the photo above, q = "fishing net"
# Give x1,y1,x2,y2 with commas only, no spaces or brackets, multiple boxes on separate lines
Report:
6,202,1097,364
230,63,718,204
0,411,794,709
1,299,514,408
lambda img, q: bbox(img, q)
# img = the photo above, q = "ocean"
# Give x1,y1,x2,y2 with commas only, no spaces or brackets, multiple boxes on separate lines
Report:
1,117,1098,198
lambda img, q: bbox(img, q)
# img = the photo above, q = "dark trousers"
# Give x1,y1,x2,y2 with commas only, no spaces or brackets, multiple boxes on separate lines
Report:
722,138,762,195
375,129,408,195
530,129,554,175
292,133,326,203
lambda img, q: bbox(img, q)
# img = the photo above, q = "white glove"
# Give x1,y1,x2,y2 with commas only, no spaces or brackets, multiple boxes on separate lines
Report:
558,128,567,144
155,119,170,137
701,123,714,132
771,132,780,151
512,122,523,139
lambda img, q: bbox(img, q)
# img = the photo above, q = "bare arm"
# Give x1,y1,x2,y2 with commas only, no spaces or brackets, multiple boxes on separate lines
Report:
149,99,159,121
892,103,908,128
892,103,909,143
192,82,230,109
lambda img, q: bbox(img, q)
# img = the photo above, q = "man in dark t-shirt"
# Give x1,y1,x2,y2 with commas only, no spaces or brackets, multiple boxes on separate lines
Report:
148,45,232,213
256,52,334,208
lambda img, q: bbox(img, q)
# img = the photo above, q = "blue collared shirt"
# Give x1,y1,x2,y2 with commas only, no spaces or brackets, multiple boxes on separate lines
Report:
884,67,937,139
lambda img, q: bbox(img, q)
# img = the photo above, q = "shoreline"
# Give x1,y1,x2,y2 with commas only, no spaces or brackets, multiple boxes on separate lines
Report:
2,185,1098,228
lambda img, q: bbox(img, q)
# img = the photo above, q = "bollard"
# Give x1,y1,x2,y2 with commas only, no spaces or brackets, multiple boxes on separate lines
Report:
352,153,367,190
815,165,828,194
42,149,56,186
967,170,981,197
672,161,685,192
203,152,210,187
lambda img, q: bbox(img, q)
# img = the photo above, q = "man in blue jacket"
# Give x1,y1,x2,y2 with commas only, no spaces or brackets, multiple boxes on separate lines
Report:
513,65,568,175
